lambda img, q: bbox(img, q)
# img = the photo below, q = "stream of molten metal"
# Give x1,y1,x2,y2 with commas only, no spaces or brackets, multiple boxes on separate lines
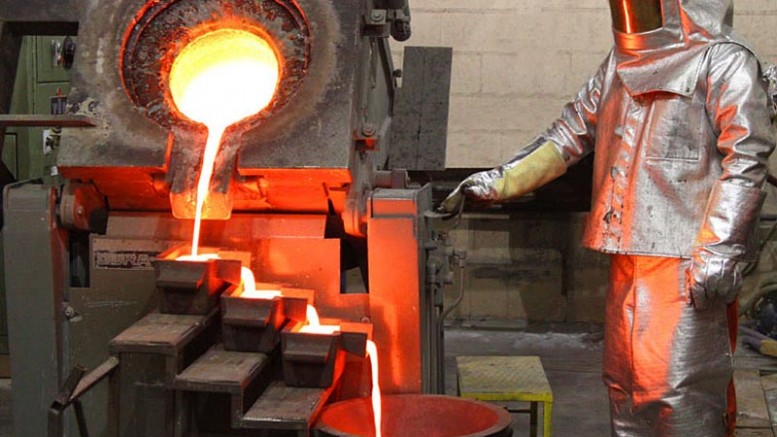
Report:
366,340,382,437
168,28,280,257
189,126,226,255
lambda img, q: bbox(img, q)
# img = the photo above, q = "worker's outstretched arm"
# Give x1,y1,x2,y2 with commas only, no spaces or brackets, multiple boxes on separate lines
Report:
439,52,611,213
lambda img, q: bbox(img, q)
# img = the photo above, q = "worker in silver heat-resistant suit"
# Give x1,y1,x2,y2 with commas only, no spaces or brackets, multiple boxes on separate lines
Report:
441,1,776,436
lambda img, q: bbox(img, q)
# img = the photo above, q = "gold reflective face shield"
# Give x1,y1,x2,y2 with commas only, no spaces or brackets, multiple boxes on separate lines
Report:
608,0,663,33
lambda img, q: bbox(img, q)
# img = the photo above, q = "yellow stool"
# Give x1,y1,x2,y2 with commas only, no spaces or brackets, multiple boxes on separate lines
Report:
457,356,553,437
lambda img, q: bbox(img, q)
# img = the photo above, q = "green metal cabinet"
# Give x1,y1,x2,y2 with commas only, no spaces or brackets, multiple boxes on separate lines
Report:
5,35,73,182
36,36,73,83
1,35,75,377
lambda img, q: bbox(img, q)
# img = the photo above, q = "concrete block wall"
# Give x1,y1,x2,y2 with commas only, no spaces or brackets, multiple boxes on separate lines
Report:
443,213,610,324
395,0,777,168
392,1,777,324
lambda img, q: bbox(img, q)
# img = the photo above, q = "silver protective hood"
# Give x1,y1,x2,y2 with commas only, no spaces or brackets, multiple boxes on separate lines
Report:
614,0,738,96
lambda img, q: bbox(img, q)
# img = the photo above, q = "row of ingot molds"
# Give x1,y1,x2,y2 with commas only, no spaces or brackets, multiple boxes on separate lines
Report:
153,245,373,389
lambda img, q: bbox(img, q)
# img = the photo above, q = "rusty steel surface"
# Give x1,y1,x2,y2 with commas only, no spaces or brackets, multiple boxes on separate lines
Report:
314,394,513,437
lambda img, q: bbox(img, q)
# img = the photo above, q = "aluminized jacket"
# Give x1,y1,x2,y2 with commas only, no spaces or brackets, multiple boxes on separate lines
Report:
543,41,774,261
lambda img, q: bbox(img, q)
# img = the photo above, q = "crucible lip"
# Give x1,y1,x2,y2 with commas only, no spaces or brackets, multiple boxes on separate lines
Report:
315,394,513,437
120,0,310,131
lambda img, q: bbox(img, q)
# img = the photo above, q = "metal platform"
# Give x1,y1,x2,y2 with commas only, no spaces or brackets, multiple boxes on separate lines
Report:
173,344,269,395
457,355,554,437
241,380,337,432
109,310,219,356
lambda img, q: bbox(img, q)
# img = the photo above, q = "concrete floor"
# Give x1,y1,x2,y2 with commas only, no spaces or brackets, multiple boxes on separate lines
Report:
0,325,612,437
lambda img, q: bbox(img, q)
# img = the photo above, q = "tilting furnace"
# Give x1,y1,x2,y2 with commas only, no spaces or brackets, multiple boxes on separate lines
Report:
0,0,473,435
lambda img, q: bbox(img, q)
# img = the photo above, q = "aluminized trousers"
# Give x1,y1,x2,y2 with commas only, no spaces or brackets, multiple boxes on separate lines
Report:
604,255,737,437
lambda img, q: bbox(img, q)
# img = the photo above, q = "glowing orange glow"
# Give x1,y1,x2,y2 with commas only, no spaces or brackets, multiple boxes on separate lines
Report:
176,253,219,262
301,304,341,334
168,28,281,256
366,340,382,437
299,325,341,335
241,290,283,300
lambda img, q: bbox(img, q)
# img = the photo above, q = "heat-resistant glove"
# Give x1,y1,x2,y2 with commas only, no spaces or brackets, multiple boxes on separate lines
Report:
686,248,743,311
438,138,567,213
687,182,765,311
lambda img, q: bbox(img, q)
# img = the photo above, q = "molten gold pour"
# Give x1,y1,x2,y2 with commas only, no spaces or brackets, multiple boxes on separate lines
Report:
168,28,280,256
